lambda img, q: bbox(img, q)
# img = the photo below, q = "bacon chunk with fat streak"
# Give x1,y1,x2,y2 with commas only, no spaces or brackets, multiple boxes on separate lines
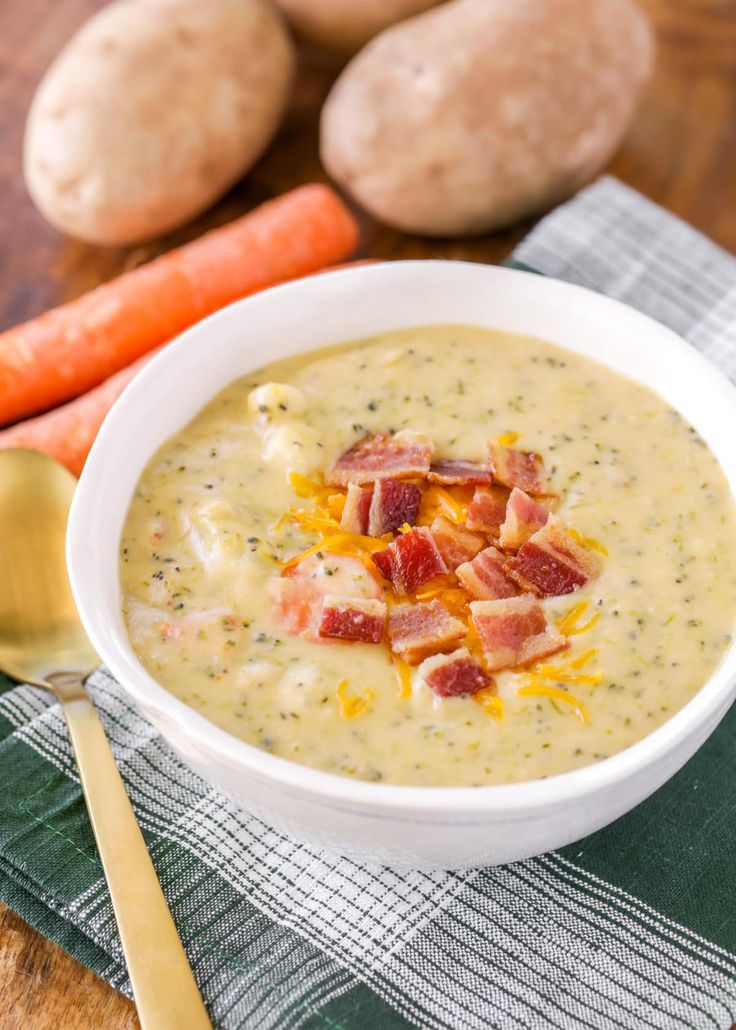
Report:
427,460,493,486
340,483,372,535
270,553,381,640
429,516,485,571
418,647,494,698
326,431,432,487
507,517,602,597
388,600,467,665
318,595,386,644
470,595,568,672
368,479,422,536
489,444,551,495
465,485,510,536
456,546,519,601
372,527,448,595
498,487,554,551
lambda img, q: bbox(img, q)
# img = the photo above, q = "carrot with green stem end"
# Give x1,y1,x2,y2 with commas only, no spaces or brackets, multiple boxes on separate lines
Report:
0,184,359,425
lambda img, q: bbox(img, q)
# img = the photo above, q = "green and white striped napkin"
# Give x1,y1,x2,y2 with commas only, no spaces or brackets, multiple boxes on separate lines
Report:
2,176,736,1029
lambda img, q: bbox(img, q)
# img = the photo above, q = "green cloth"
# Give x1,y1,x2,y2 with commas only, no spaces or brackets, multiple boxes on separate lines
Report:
2,177,736,1028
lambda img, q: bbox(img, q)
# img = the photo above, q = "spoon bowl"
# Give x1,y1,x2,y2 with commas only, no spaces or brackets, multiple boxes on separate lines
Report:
0,449,98,685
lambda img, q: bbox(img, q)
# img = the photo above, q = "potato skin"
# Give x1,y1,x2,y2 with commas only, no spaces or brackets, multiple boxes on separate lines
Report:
320,0,654,236
274,0,443,55
24,0,295,245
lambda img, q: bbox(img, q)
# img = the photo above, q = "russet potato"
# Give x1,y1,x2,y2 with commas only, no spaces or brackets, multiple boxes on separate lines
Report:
320,0,654,236
24,0,295,245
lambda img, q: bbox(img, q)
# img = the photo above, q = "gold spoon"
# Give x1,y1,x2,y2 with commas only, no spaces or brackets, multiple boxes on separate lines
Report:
0,449,211,1030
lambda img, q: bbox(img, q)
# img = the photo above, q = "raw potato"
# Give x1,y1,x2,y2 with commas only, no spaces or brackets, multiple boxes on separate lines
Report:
24,0,295,245
320,0,654,236
274,0,444,55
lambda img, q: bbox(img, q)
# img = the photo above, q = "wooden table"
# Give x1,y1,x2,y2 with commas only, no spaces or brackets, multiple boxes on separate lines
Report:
1,1,735,1026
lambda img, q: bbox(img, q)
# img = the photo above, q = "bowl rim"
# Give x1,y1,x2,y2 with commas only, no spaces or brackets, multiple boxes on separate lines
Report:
68,259,736,818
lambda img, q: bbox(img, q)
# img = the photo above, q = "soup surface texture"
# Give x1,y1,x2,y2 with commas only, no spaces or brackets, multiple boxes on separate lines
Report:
120,325,736,786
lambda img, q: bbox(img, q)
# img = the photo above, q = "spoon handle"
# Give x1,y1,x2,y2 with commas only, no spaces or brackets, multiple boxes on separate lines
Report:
56,679,211,1030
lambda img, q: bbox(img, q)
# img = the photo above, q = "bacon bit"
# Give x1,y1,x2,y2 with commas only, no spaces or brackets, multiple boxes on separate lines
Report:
498,487,552,551
271,553,382,639
470,595,569,673
327,431,432,487
517,682,589,724
430,516,485,571
372,547,396,583
508,518,602,597
427,460,493,486
388,600,466,665
465,485,510,536
393,655,413,699
372,527,448,595
318,595,386,644
474,688,504,721
456,546,519,601
566,527,609,557
336,679,374,719
419,648,493,698
495,431,519,447
490,444,550,495
368,479,422,536
340,483,372,534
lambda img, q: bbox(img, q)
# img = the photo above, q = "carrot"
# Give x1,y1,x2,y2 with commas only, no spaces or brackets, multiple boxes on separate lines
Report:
0,348,161,476
0,259,372,477
0,184,359,426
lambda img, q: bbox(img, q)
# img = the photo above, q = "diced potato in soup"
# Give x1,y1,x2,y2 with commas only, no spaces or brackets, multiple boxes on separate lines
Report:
120,325,736,786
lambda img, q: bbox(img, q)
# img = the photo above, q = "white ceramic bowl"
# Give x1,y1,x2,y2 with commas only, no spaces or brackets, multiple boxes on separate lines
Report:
68,261,736,870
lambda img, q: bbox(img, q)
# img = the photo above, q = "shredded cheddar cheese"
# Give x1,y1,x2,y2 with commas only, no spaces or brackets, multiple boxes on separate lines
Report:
569,613,600,635
474,688,504,720
336,679,374,719
418,486,468,526
495,431,520,446
393,657,413,699
570,647,598,670
327,493,346,520
288,471,327,499
556,599,600,636
286,509,340,534
531,664,603,687
517,683,589,724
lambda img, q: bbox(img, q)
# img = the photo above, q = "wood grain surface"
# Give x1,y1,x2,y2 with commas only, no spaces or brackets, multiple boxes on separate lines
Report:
1,0,735,1026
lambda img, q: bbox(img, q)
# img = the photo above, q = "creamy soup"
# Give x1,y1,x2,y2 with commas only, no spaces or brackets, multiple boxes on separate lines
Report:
120,325,736,786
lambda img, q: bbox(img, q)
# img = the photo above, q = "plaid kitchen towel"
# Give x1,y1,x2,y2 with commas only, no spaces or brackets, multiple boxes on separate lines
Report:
2,175,736,1029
